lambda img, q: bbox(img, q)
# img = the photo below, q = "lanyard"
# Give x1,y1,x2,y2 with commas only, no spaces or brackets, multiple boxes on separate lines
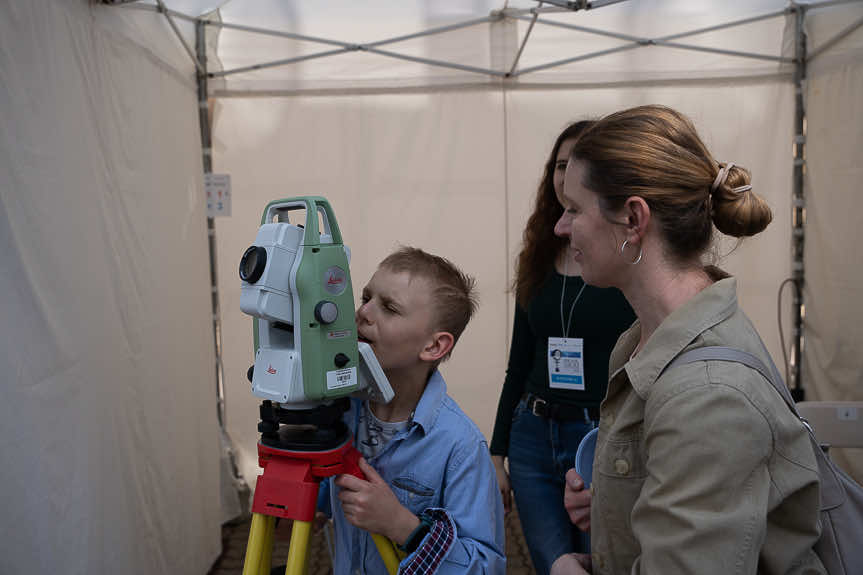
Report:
559,251,587,340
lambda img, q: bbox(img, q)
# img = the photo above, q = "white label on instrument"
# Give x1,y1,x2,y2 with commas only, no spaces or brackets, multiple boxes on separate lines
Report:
327,366,356,390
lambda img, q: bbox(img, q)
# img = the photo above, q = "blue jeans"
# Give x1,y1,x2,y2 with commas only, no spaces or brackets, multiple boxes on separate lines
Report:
508,398,594,575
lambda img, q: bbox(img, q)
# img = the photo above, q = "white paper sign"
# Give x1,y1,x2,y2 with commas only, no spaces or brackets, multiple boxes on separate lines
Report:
205,173,231,217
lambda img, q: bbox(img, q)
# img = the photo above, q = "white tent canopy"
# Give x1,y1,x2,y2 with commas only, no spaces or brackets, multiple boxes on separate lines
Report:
2,1,862,573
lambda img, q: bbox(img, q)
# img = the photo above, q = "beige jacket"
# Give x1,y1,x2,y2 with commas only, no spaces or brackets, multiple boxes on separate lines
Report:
590,275,825,575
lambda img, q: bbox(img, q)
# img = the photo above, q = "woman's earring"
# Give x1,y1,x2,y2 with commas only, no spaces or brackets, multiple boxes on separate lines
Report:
620,239,643,265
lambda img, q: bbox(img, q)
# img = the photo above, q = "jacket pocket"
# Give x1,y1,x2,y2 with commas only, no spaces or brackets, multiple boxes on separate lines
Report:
391,475,436,513
596,434,647,480
593,435,646,574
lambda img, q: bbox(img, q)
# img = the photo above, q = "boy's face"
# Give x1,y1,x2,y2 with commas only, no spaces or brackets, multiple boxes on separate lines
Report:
355,267,437,374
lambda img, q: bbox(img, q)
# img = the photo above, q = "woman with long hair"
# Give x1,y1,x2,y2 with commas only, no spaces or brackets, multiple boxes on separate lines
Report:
490,121,635,575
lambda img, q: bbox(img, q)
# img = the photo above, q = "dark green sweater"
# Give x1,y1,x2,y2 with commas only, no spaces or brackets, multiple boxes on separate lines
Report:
490,271,635,456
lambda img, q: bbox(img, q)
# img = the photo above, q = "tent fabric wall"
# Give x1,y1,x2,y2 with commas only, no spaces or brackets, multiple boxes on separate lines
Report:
0,2,221,574
2,1,862,574
210,0,863,501
213,79,795,489
213,92,510,484
209,1,863,490
802,2,863,484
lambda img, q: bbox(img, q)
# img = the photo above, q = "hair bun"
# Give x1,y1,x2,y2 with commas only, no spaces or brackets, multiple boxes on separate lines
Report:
710,164,772,237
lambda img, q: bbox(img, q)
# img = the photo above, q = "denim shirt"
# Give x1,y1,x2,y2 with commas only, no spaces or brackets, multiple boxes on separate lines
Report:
320,370,506,574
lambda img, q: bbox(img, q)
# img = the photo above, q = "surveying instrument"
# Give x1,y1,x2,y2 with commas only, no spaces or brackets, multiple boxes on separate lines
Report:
238,197,400,575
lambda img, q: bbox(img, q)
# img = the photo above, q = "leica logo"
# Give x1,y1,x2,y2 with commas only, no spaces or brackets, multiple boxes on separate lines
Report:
266,365,277,375
327,275,343,286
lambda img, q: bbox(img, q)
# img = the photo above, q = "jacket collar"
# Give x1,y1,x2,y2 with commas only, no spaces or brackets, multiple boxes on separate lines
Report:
409,369,447,434
610,274,738,401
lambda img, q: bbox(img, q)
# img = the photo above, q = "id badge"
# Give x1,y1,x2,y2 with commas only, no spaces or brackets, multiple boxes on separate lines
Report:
548,337,585,390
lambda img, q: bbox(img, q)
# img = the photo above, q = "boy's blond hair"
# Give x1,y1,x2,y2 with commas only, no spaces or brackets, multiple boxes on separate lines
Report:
378,246,478,361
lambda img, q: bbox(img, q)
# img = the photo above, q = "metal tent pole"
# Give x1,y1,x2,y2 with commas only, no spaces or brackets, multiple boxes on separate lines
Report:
196,20,231,433
197,17,250,517
790,3,807,400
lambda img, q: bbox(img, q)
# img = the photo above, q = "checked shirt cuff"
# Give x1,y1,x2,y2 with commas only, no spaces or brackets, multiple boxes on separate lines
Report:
398,508,455,575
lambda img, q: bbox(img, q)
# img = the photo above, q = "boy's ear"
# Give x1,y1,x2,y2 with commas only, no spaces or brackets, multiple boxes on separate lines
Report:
419,331,455,363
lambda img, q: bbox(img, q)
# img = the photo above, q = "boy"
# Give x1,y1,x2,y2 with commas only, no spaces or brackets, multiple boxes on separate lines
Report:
321,246,505,574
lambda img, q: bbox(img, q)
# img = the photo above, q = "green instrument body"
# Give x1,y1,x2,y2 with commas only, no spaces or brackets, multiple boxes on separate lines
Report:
248,197,360,402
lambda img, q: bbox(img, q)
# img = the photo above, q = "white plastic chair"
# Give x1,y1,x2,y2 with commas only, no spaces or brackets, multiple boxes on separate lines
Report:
796,401,863,450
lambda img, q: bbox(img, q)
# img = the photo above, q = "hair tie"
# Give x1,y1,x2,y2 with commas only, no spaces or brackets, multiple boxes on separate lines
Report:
711,162,734,193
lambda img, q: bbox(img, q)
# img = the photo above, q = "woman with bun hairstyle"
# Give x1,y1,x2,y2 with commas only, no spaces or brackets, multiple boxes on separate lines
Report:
551,105,825,575
490,121,635,575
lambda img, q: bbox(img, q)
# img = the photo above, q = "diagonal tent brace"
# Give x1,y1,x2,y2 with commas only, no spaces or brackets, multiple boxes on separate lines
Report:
157,0,636,82
209,48,355,79
207,15,504,79
200,0,632,81
155,0,204,74
509,8,540,76
361,46,509,78
510,6,795,77
808,12,863,61
117,0,862,84
205,3,794,83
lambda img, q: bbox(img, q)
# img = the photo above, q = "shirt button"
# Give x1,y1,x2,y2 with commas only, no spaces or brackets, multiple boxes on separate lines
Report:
590,484,596,496
604,412,614,426
614,458,630,475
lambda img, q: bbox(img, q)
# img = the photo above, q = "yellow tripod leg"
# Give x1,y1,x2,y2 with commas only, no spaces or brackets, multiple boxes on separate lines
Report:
259,515,275,575
371,534,401,575
251,517,398,575
243,512,269,575
285,520,312,575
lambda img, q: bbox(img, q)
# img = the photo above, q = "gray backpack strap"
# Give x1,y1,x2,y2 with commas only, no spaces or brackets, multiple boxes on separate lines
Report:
665,346,800,418
665,345,863,575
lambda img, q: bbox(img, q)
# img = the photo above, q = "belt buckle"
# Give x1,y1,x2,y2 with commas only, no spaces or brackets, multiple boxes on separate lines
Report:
531,396,547,418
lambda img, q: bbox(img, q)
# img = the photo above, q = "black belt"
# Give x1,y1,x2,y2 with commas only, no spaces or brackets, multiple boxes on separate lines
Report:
524,394,599,423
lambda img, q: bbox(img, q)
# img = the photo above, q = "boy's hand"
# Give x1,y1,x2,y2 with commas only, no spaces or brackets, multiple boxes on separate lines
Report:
335,457,421,545
491,455,512,514
563,468,591,532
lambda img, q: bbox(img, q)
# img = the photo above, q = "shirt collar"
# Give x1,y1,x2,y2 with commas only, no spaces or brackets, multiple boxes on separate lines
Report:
611,274,739,400
410,369,447,434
